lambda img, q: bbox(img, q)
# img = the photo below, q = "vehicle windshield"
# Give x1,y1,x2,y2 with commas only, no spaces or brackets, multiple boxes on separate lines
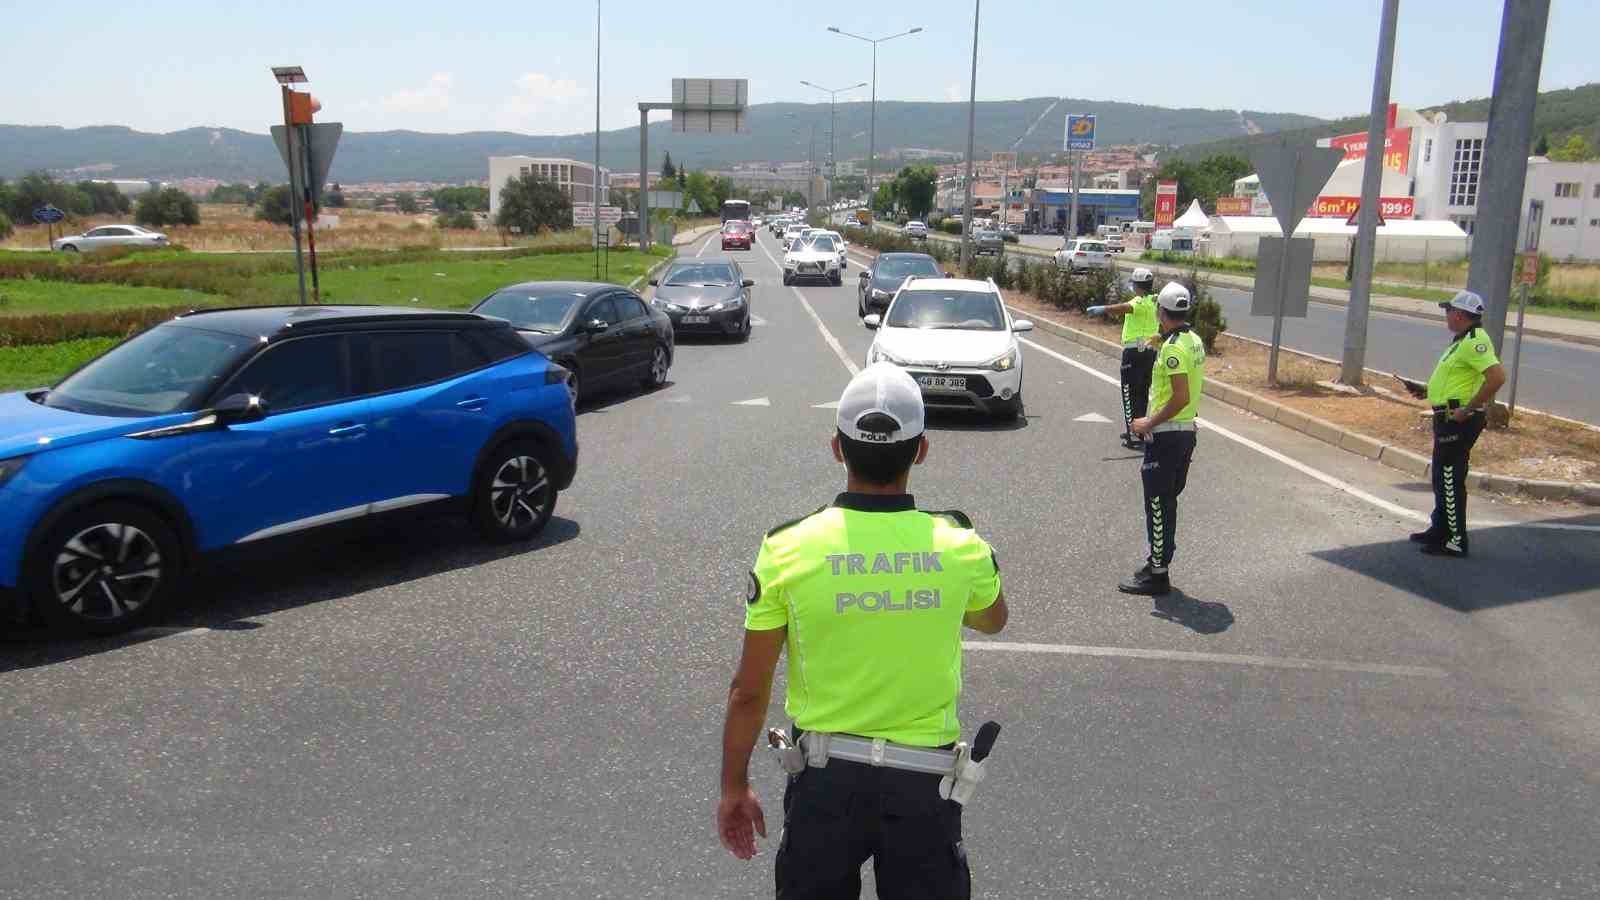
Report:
879,256,941,278
723,223,748,234
474,288,588,332
810,237,837,252
885,290,1005,331
44,322,256,417
662,263,736,286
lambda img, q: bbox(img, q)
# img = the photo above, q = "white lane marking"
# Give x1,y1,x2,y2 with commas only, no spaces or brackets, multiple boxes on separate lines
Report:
751,316,768,327
1018,336,1600,534
964,640,1448,679
813,401,841,409
756,235,860,377
734,397,771,407
664,395,692,404
695,233,713,257
1074,412,1114,423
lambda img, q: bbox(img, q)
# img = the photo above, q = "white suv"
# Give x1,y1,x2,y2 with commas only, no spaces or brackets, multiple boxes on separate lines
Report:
861,277,1033,421
904,221,928,239
1055,238,1112,273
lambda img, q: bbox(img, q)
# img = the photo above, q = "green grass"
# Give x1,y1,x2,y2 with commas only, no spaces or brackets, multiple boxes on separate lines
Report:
0,279,220,316
0,337,119,390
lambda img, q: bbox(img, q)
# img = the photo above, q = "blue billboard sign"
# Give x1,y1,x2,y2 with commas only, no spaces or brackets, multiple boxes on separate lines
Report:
1065,114,1096,151
32,205,66,225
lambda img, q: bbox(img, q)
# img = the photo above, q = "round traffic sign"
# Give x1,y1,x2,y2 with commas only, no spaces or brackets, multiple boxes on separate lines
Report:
32,205,66,225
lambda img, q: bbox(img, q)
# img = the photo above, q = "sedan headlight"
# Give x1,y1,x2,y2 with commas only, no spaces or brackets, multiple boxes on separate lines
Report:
0,456,29,489
869,345,910,366
870,288,891,300
983,346,1019,372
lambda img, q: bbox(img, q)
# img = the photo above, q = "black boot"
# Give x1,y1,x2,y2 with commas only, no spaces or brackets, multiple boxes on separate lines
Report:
1409,530,1441,544
1420,541,1468,559
1118,563,1171,596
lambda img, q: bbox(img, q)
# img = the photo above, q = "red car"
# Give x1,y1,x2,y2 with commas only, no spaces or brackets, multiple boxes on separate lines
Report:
721,221,753,250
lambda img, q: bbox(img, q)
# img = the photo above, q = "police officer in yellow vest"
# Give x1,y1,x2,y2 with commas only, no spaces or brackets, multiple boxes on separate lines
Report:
1119,282,1204,596
1405,290,1505,558
716,362,1009,899
1086,267,1161,449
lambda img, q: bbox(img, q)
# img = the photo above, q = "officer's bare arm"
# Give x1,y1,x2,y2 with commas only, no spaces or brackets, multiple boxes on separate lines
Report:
963,592,1008,634
1469,363,1506,410
720,627,787,792
1147,375,1190,427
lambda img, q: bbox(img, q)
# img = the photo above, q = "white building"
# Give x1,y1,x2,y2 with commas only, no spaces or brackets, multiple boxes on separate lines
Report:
1518,157,1600,262
487,157,610,218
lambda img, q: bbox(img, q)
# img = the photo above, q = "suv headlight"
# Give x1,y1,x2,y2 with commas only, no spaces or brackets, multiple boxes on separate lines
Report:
0,456,31,489
983,346,1018,371
869,345,909,366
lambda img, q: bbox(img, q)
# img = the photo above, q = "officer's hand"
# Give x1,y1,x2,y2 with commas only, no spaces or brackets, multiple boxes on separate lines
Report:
1085,305,1107,317
1450,408,1472,423
717,785,767,860
1131,417,1153,435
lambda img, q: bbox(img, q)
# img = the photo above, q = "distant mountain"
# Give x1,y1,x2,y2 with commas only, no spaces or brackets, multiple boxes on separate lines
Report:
1164,82,1600,165
0,98,1324,185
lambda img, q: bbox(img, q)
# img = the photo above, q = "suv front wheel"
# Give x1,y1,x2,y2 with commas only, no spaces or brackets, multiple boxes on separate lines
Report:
27,502,180,634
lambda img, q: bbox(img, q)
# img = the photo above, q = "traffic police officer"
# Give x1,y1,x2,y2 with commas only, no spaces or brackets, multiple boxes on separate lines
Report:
717,362,1009,900
1119,282,1204,596
1405,289,1505,558
1086,267,1161,449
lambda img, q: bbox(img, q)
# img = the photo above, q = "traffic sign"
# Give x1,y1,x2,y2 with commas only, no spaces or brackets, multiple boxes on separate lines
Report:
1248,141,1344,238
1064,114,1096,151
1519,251,1540,285
572,206,624,226
31,205,65,225
272,122,344,207
1344,201,1385,228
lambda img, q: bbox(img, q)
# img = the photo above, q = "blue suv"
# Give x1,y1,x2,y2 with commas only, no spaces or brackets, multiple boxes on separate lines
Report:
0,306,578,634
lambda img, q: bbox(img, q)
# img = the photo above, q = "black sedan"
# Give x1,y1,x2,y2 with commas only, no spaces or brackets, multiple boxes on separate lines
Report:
647,259,755,341
857,252,945,317
471,281,674,403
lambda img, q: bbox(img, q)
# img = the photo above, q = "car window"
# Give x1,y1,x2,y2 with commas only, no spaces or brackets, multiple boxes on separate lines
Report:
616,295,649,320
1083,242,1105,252
45,322,256,417
463,327,533,364
104,227,131,237
663,263,736,286
86,228,111,237
885,290,1005,331
878,256,941,278
366,331,488,394
811,236,836,252
587,297,622,325
473,288,585,333
226,335,352,412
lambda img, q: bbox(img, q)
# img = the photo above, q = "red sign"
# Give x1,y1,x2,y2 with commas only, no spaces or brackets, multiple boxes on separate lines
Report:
1520,252,1540,285
1312,196,1414,219
1154,181,1178,228
1215,196,1253,216
1327,127,1412,174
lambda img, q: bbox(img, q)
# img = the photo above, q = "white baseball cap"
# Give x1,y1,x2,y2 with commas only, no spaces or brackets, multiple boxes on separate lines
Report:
837,362,926,444
1157,282,1193,312
1129,267,1155,285
1441,289,1486,316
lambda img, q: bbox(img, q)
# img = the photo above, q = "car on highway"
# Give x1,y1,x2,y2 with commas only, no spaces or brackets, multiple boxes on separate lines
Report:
782,223,809,250
904,220,928,240
1104,235,1126,253
473,281,673,404
857,251,944,318
51,224,169,253
862,277,1032,420
1054,238,1113,273
973,229,1005,256
782,233,843,285
720,220,753,251
815,229,850,269
646,259,755,341
0,306,579,634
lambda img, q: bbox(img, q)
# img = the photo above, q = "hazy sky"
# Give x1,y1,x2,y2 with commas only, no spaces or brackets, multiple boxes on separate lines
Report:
3,0,1595,136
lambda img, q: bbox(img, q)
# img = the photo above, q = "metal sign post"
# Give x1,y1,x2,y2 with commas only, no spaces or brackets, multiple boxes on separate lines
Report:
279,89,309,306
1248,141,1344,384
638,78,750,253
1506,199,1542,417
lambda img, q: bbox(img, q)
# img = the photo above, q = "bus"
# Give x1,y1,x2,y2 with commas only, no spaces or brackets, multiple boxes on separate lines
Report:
720,200,752,223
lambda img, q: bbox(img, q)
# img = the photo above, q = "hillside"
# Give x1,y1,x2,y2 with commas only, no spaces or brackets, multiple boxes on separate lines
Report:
0,98,1322,184
1164,82,1600,164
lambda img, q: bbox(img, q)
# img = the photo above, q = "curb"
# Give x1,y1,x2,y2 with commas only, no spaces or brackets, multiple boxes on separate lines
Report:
1023,312,1600,507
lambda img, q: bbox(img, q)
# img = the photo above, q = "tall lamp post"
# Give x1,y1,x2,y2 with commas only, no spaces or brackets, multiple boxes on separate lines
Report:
801,80,867,206
826,25,923,209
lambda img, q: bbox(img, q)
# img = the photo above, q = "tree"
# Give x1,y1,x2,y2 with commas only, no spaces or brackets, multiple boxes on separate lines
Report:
1548,134,1597,162
4,172,90,223
1138,154,1250,219
0,210,12,241
393,191,419,214
254,185,295,225
661,152,676,181
432,186,489,213
79,181,132,216
1534,134,1551,156
135,188,201,227
871,181,897,216
895,165,938,219
324,182,347,208
435,210,478,230
780,190,807,209
207,183,255,204
495,173,571,233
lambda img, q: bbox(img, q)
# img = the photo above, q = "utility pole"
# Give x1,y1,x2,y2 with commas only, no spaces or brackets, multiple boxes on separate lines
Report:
1467,0,1551,350
827,26,923,213
1339,0,1400,386
593,0,602,273
959,0,980,270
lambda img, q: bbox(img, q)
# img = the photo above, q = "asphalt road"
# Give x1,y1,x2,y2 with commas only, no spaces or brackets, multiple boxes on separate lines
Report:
863,219,1600,424
3,227,1599,898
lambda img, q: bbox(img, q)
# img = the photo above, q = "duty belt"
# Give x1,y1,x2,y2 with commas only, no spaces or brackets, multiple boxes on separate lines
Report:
800,731,957,776
1150,420,1197,433
1122,340,1148,349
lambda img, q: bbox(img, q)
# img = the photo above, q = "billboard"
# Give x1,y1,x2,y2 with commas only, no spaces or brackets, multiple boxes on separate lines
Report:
1311,196,1415,219
1154,181,1178,227
1065,114,1096,151
1215,197,1253,216
1326,127,1412,174
671,78,749,133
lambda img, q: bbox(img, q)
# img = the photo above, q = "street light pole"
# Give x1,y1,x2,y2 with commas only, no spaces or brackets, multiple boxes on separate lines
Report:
827,25,923,210
801,80,867,207
960,1,980,270
1339,0,1399,386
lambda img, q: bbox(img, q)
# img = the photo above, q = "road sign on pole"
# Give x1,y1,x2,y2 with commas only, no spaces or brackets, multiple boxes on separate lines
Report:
1248,141,1344,384
1064,114,1096,151
1507,199,1543,418
31,205,65,225
272,123,343,208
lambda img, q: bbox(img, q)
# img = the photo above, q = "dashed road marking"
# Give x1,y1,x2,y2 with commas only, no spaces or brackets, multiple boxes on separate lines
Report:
1073,412,1114,424
965,640,1448,678
755,235,860,377
733,397,771,407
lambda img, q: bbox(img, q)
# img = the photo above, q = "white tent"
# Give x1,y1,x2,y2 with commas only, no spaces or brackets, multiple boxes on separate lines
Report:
1206,216,1469,263
1174,199,1210,230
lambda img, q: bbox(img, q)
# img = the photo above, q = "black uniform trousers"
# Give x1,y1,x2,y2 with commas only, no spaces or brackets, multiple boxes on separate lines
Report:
1428,411,1485,550
774,758,969,900
1120,345,1156,432
1141,430,1197,570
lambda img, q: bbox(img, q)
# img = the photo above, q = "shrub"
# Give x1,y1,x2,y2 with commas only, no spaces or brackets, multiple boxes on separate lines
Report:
0,210,11,240
0,305,203,348
255,185,295,225
435,210,477,230
992,256,1014,289
938,220,963,236
134,188,201,228
1172,269,1228,353
1001,232,1019,244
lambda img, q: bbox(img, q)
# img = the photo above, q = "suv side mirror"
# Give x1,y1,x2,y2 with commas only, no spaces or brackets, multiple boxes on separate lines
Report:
742,278,756,288
584,319,609,335
648,278,659,286
862,314,882,330
214,392,267,424
1011,320,1034,333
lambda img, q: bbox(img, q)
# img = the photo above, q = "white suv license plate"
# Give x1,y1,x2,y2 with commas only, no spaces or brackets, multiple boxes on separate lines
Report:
682,315,711,324
917,375,966,392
